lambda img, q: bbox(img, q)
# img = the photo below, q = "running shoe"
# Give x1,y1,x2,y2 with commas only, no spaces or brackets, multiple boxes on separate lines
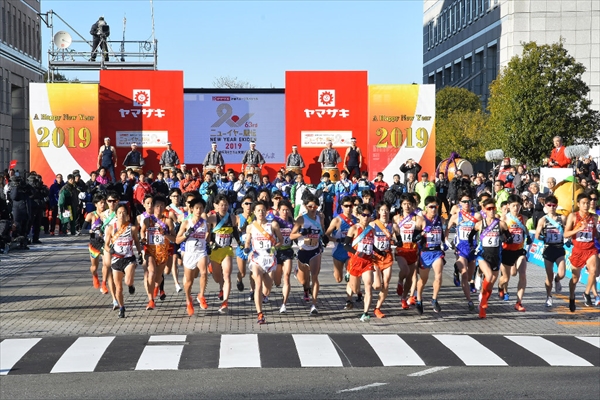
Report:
569,298,576,312
453,264,460,287
197,296,208,310
514,302,526,312
208,264,213,274
407,296,416,306
360,313,370,322
470,282,477,294
545,296,553,307
595,296,600,307
92,274,100,289
50,231,55,236
236,280,244,291
396,283,403,297
475,274,482,291
159,290,166,301
186,302,194,316
468,301,475,312
373,308,385,318
583,292,593,307
218,300,228,314
112,299,119,311
498,288,505,300
218,290,224,301
401,299,410,310
279,304,287,313
101,281,109,294
344,300,354,310
344,272,350,282
146,299,155,310
257,312,266,325
310,305,319,315
118,306,125,318
262,295,269,304
128,285,135,295
554,277,562,293
303,291,310,302
478,303,486,319
153,286,159,299
503,293,510,302
356,293,363,303
175,284,182,293
416,301,424,315
248,292,254,301
432,299,441,313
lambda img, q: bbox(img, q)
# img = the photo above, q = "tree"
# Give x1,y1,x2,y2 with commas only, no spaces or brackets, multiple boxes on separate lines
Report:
435,86,489,161
212,76,254,89
487,40,600,166
43,71,74,83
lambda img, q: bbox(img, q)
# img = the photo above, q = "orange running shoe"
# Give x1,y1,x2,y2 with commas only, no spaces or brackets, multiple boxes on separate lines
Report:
514,302,526,312
407,295,416,306
401,299,410,310
219,300,228,314
153,286,159,298
186,301,194,316
100,281,109,294
197,295,208,310
92,274,100,289
257,312,266,325
374,308,386,318
208,264,213,274
146,299,156,310
498,288,505,300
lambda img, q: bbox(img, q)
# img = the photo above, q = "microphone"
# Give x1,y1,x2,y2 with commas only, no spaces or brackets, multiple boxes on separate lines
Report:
485,149,504,162
564,145,589,159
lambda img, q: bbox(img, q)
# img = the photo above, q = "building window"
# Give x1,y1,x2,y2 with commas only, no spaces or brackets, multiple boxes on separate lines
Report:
467,0,472,23
429,21,434,49
473,0,478,21
454,62,462,82
454,2,459,32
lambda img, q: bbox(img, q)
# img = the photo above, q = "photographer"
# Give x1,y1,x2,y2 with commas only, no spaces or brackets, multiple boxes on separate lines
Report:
90,16,110,62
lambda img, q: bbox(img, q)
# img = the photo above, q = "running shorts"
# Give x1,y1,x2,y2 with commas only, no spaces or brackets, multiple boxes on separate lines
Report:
236,246,248,261
395,242,419,265
569,248,598,268
347,254,374,277
183,250,208,270
477,251,501,272
502,249,527,267
111,256,136,272
276,248,295,265
373,251,393,270
420,250,444,269
210,246,234,263
250,252,277,273
456,241,476,262
297,247,322,265
89,240,103,259
145,244,170,265
332,243,350,263
543,245,566,263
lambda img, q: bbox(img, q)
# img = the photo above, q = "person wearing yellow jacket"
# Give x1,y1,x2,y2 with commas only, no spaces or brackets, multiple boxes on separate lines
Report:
414,172,436,209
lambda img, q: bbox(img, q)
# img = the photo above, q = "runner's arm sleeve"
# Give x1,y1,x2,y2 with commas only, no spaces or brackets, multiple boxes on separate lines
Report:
412,229,423,243
343,236,356,254
395,231,403,246
501,229,513,244
468,229,477,248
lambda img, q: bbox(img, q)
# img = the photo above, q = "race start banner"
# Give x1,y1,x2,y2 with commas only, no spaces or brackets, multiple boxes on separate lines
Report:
99,70,184,174
368,84,436,182
184,91,285,165
29,83,99,184
285,71,368,183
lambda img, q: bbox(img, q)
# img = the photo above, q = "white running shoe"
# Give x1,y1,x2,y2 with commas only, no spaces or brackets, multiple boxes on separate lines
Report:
475,274,482,291
310,305,319,315
279,304,287,313
545,296,553,307
554,278,562,294
175,284,182,293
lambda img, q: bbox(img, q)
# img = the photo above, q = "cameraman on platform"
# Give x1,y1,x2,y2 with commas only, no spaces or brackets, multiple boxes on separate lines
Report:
90,16,110,62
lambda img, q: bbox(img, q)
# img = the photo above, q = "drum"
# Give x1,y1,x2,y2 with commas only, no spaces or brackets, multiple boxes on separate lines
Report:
436,157,473,181
322,167,340,182
129,166,143,174
285,166,303,176
203,165,217,176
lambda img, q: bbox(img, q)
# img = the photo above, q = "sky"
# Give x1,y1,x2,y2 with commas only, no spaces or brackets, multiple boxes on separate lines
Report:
41,0,424,88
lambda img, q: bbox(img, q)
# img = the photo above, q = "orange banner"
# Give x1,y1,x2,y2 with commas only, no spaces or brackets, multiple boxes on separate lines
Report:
29,83,99,185
367,84,436,182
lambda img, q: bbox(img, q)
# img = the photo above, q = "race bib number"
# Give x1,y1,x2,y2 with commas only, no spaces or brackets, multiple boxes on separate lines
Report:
401,229,413,242
546,228,562,244
282,235,291,246
426,228,442,246
510,228,523,244
484,234,500,247
458,227,471,241
357,242,373,254
576,230,593,242
147,228,164,245
374,236,389,251
256,238,272,250
215,233,231,247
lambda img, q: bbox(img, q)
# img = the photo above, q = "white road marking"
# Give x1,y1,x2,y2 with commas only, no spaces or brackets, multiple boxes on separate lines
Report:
434,334,507,366
218,334,261,368
506,336,592,366
293,334,343,367
135,345,184,370
576,336,600,348
148,335,187,343
337,383,388,393
363,334,425,366
51,336,114,373
408,366,450,377
0,338,41,375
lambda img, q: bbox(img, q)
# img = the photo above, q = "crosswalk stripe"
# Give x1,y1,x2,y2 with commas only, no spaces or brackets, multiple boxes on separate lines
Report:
0,338,41,376
135,345,184,370
293,334,343,367
219,334,261,368
363,334,425,366
51,337,115,373
505,336,593,367
434,335,508,366
576,336,600,348
148,335,187,343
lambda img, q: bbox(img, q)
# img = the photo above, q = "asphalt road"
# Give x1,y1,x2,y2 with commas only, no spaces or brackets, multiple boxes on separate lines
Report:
1,367,598,400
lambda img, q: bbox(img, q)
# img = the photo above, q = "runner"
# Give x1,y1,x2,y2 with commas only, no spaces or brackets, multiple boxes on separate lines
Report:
104,203,142,318
175,197,209,316
371,202,399,318
207,194,238,314
235,194,255,295
588,192,600,305
393,194,425,310
85,193,106,289
166,188,184,293
324,195,356,285
140,195,176,310
343,203,377,322
534,195,567,307
499,194,530,312
468,198,511,318
290,194,327,315
274,200,295,313
100,191,120,310
564,192,599,311
243,200,283,324
445,190,481,311
416,196,447,315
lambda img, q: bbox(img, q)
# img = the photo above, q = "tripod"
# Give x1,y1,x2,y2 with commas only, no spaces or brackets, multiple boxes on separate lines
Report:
91,34,110,62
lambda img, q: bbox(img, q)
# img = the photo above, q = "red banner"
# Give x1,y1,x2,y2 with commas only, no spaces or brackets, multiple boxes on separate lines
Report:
99,70,184,175
285,71,368,184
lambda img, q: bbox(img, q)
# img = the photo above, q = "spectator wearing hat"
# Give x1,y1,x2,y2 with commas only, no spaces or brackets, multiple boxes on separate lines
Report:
203,142,225,169
159,142,180,170
285,145,305,169
318,139,342,170
97,137,117,182
123,143,145,170
344,137,362,179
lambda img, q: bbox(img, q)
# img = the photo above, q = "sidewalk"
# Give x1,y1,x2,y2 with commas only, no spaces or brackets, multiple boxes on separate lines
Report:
1,235,598,338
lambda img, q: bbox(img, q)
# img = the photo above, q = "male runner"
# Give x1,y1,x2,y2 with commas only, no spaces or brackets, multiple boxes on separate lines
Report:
371,202,399,318
235,194,255,294
274,200,295,313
